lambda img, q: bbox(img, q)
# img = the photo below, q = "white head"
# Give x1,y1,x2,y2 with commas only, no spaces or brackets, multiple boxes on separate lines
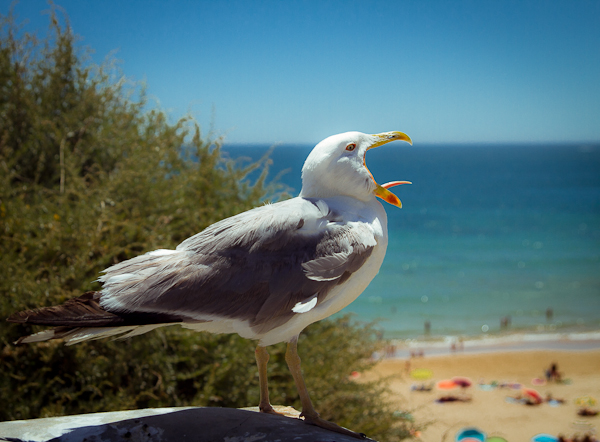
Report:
300,131,412,207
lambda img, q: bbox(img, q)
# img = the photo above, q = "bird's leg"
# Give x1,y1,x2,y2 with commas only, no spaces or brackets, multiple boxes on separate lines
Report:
255,345,281,415
285,338,367,439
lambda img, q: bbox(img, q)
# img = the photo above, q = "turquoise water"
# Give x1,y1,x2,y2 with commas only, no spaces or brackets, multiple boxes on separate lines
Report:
222,143,600,341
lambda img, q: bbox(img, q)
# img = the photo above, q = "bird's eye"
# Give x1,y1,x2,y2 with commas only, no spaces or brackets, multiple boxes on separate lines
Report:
345,143,356,151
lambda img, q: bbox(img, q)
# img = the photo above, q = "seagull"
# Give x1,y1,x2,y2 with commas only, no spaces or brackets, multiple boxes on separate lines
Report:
8,130,412,438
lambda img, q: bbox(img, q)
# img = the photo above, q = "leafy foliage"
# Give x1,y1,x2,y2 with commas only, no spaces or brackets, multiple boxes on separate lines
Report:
0,6,416,440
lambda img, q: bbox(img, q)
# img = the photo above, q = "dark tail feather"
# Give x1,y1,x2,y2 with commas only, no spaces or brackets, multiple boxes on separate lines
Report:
7,291,184,345
7,292,126,327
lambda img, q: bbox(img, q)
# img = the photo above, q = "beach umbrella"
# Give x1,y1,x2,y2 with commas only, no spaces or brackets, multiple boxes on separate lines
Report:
487,437,508,442
451,376,473,389
531,434,558,442
455,427,486,442
522,387,543,404
410,368,433,380
575,395,597,407
436,379,457,390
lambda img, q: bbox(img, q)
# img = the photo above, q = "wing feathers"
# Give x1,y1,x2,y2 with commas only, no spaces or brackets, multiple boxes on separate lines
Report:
103,198,379,332
302,251,352,281
98,198,378,334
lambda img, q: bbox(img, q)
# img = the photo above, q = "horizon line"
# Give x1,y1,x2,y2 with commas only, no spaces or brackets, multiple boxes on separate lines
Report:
221,140,600,147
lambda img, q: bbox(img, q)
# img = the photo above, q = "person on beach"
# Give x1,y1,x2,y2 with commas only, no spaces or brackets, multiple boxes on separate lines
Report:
436,394,472,403
523,395,542,406
508,393,542,406
411,383,433,392
558,434,598,442
546,363,562,382
577,407,599,417
545,393,565,404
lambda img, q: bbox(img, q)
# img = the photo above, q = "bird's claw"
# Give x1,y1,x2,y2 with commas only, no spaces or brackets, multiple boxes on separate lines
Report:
258,404,284,416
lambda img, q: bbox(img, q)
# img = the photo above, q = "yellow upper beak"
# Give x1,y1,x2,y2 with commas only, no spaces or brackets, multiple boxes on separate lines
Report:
367,131,413,208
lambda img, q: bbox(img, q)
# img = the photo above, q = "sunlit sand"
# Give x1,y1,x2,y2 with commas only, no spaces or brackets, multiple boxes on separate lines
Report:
364,348,600,441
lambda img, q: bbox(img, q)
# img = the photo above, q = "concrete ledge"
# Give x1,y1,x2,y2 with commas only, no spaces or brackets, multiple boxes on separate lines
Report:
0,406,365,442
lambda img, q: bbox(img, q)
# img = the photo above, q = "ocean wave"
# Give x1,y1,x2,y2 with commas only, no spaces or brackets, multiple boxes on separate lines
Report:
381,329,600,358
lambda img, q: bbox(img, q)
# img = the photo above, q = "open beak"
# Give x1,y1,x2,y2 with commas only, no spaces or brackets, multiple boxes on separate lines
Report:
366,131,412,208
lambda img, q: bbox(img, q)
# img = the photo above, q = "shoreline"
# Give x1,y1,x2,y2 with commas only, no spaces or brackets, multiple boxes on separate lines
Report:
378,331,600,359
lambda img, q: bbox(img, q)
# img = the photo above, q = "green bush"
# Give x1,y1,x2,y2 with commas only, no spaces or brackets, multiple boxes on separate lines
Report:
0,6,416,440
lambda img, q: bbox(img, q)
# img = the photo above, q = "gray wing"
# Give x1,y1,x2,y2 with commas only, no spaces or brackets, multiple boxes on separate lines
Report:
98,197,377,334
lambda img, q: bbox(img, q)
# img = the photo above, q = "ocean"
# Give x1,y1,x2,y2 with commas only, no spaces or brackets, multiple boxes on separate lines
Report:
222,142,600,348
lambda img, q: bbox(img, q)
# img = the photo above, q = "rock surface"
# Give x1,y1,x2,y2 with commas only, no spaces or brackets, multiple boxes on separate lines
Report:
0,406,366,442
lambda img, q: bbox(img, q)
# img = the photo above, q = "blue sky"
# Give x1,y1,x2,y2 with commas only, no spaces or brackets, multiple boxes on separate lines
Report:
5,0,600,145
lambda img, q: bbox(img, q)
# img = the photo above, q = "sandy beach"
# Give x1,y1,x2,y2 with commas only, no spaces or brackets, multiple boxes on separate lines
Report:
364,348,600,441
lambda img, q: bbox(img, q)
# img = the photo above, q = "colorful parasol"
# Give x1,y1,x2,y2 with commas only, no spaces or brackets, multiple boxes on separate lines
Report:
575,395,597,407
451,376,473,389
436,379,458,390
455,427,486,442
531,434,559,442
410,368,433,380
522,387,543,404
